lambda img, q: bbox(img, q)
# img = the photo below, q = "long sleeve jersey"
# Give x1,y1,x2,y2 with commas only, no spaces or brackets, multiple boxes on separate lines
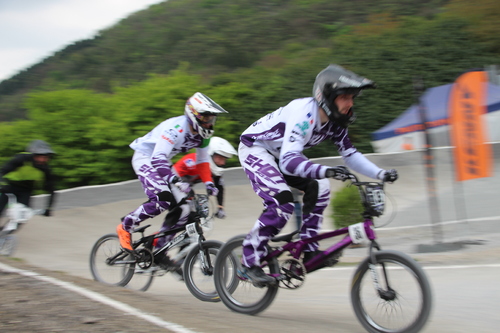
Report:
240,97,383,179
129,115,212,182
173,153,224,206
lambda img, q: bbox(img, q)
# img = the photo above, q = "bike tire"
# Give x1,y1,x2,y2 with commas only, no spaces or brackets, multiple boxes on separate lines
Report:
183,239,223,302
0,233,17,256
351,250,432,333
89,233,135,287
124,266,155,292
213,235,280,315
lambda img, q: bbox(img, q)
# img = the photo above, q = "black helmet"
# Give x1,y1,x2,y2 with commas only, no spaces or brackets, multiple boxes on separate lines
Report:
313,64,376,127
27,140,55,155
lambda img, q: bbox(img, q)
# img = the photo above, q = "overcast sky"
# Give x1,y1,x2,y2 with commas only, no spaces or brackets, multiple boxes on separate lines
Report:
0,0,165,82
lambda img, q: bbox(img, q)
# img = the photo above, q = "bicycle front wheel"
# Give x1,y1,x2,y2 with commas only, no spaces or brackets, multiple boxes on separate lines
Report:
183,239,223,302
89,233,135,287
213,235,280,315
351,250,432,333
0,233,17,256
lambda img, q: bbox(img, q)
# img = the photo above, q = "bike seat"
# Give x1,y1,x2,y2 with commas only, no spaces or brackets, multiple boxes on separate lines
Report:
132,224,151,234
271,230,299,243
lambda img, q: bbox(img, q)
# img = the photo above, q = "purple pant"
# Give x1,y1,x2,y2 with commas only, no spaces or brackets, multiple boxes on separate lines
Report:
122,152,190,249
238,144,331,267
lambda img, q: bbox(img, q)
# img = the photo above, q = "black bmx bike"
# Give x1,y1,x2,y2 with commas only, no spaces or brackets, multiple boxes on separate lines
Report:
213,170,433,333
89,192,222,302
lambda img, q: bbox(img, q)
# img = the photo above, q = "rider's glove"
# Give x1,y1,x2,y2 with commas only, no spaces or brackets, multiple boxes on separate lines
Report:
175,181,191,194
378,169,398,183
205,182,219,196
325,166,351,181
42,209,51,217
215,208,226,219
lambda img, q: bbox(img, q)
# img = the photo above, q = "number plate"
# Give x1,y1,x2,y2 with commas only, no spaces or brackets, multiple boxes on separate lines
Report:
348,222,368,244
185,223,198,237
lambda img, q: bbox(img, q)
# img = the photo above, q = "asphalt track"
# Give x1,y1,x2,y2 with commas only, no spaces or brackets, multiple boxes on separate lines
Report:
4,146,500,332
16,145,500,277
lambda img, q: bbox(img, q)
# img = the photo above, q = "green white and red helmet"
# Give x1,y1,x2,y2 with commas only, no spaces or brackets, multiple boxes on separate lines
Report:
185,92,228,139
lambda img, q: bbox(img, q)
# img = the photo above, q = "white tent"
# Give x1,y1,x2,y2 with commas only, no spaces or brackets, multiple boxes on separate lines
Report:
371,82,500,153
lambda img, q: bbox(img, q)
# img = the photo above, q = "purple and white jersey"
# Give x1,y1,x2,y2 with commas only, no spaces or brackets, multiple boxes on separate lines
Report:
130,115,209,180
240,97,382,179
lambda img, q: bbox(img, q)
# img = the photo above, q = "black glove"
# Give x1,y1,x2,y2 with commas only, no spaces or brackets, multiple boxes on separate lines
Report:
0,183,12,194
380,169,398,183
43,209,51,217
325,166,351,181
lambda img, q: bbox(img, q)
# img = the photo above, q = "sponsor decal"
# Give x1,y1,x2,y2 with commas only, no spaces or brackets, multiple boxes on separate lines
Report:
168,129,179,138
339,75,363,87
161,134,174,144
185,158,196,167
251,129,282,141
295,121,310,136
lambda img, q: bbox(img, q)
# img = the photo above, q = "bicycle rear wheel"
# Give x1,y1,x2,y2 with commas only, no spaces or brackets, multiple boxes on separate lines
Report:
214,235,280,315
351,250,432,333
89,233,135,287
0,233,17,256
183,240,223,302
124,267,155,292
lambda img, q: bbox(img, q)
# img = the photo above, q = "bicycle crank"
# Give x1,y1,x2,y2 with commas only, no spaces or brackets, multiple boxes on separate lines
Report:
279,258,306,289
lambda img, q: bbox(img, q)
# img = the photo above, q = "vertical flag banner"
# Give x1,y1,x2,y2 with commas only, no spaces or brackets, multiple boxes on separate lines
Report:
449,71,492,181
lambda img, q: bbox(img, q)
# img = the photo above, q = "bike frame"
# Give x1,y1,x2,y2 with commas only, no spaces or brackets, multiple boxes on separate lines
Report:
264,218,377,273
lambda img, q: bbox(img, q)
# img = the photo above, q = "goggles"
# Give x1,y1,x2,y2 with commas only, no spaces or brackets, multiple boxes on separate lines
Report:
196,113,217,125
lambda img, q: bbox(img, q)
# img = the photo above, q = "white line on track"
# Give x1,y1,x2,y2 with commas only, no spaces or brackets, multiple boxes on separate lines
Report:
0,262,199,333
324,263,500,271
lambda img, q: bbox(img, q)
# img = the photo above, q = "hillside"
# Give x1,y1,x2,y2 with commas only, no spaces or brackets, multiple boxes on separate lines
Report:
0,0,451,121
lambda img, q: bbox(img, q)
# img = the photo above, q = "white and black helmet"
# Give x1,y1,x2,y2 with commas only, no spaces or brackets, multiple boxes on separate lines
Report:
313,64,375,128
185,92,228,139
207,137,237,176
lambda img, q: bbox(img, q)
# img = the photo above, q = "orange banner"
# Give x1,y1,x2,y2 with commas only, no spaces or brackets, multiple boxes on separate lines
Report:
449,71,492,181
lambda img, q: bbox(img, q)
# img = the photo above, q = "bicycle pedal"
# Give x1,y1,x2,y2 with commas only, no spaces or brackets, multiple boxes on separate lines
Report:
324,258,339,267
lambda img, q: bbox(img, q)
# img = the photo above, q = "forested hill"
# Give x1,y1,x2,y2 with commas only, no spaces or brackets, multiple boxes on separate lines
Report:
0,0,451,121
0,0,499,190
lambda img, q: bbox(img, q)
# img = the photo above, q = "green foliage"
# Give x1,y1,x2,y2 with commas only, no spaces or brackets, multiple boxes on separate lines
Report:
330,184,364,229
1,0,500,191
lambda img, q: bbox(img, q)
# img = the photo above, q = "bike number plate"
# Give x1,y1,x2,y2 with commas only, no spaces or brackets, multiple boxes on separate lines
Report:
185,223,197,237
348,222,368,244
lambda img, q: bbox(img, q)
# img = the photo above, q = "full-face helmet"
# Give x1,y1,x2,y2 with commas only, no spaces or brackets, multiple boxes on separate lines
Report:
312,64,375,127
185,92,228,139
207,137,237,176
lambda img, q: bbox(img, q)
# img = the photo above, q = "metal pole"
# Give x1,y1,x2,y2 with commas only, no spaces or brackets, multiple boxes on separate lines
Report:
413,77,443,244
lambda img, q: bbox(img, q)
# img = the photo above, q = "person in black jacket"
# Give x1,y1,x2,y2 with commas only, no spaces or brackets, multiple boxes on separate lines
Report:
0,140,57,218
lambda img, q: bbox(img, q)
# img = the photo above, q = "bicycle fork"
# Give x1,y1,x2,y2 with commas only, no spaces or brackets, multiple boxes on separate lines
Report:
196,236,215,275
368,241,396,301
